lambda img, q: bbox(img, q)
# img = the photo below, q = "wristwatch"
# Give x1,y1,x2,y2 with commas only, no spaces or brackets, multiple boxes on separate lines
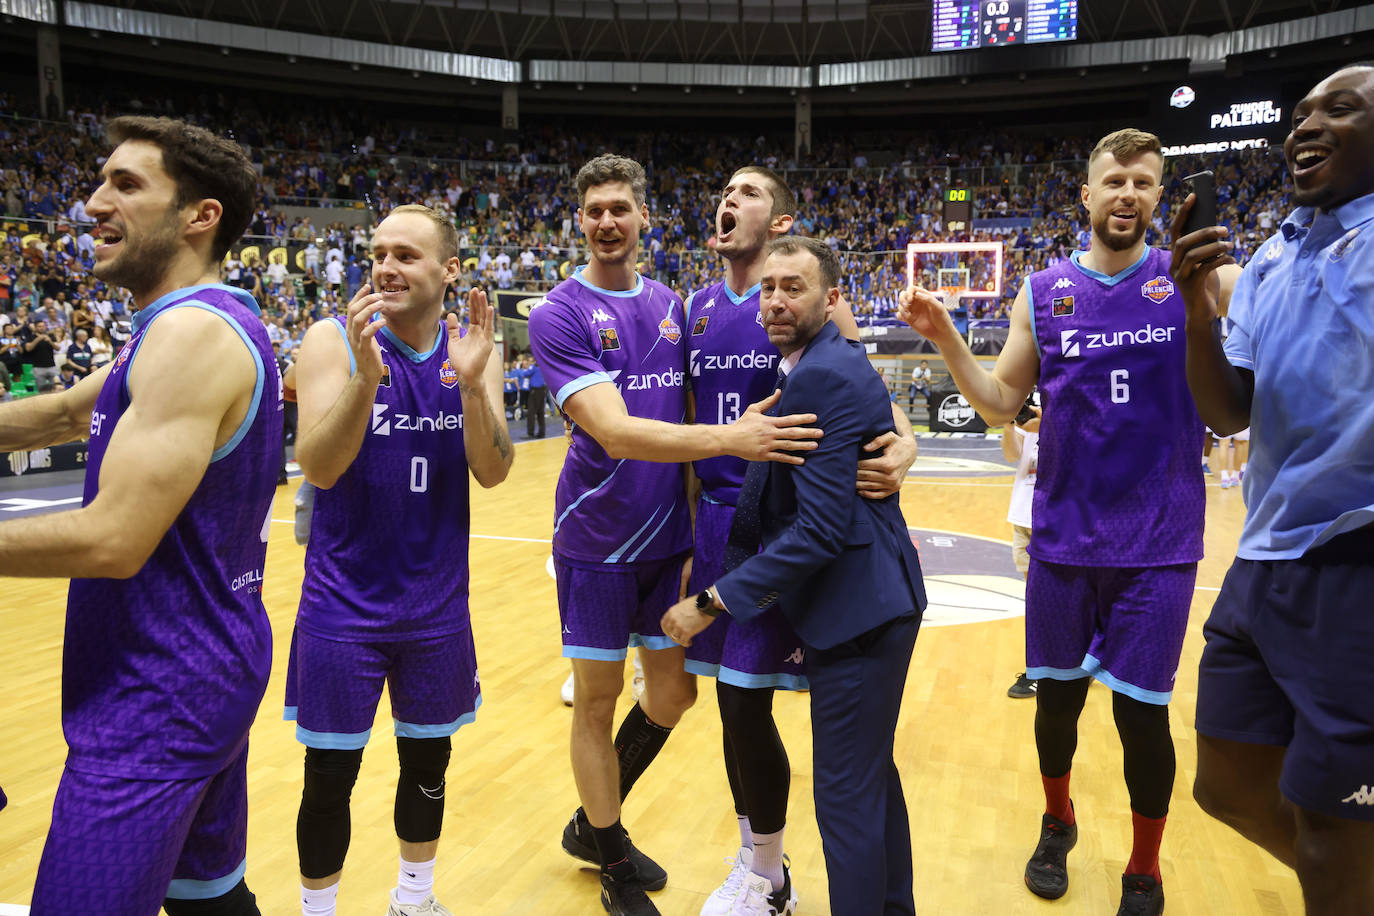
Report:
695,587,722,617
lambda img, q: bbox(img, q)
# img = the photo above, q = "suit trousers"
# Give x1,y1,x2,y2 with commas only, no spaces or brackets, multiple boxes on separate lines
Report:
807,612,920,916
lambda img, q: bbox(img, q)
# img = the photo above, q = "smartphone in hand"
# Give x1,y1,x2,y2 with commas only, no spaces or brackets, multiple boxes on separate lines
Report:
1180,170,1217,239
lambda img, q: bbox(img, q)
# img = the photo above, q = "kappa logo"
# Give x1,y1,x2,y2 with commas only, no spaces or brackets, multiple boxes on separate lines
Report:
704,297,716,309
1060,328,1081,358
1141,276,1175,303
1052,295,1075,317
1051,277,1076,291
439,358,459,388
372,403,391,436
591,308,613,323
692,315,710,335
1342,785,1374,807
659,316,682,344
1263,240,1284,262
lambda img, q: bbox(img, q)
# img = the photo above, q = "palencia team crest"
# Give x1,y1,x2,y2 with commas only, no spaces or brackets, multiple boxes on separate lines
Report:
659,316,682,344
1141,275,1175,303
439,358,459,388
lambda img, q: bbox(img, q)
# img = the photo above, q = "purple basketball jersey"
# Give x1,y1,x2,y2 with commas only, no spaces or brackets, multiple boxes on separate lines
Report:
529,268,691,566
296,321,473,641
1028,248,1205,566
685,281,779,506
64,284,281,780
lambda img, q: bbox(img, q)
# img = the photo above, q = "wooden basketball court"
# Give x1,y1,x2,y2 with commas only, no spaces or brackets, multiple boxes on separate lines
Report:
0,435,1301,914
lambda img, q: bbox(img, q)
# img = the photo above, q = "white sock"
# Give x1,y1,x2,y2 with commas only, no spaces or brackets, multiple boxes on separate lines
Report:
750,827,786,889
737,815,753,851
1241,462,1248,472
396,856,436,905
301,881,339,916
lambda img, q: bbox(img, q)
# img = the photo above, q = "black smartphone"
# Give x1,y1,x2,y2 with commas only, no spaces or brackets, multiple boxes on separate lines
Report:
1180,170,1217,238
1013,392,1040,425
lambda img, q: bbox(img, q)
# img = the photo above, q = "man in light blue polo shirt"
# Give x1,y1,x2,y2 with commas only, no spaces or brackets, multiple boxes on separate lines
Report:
1171,62,1374,914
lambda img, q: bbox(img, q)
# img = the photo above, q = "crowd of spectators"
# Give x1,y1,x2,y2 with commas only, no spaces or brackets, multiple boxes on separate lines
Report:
1,82,1296,375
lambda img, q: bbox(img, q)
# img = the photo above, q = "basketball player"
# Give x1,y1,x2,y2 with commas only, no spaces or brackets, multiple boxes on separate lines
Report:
527,154,822,916
0,116,275,914
287,204,512,916
1172,62,1374,915
683,165,917,916
899,129,1232,916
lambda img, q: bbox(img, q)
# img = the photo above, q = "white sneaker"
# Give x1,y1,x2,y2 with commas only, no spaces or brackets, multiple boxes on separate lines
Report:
701,846,753,916
561,672,575,706
385,890,453,915
731,864,797,916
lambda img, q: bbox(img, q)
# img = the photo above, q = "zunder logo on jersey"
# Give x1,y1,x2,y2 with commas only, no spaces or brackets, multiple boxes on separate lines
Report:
1060,328,1081,358
439,358,459,388
1141,276,1175,303
659,316,682,344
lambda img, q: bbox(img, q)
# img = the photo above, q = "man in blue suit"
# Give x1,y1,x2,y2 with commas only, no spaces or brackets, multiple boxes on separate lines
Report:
663,235,927,916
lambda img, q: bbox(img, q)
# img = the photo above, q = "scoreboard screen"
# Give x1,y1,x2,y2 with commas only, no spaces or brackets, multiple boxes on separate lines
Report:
932,0,1078,52
943,188,972,232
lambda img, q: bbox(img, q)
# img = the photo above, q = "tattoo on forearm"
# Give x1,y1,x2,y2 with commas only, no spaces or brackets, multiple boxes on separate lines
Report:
487,402,512,460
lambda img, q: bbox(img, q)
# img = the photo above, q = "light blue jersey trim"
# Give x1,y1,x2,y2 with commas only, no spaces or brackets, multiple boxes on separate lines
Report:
1082,653,1173,705
293,723,373,750
625,502,679,563
132,298,266,463
563,645,631,661
700,491,729,506
1023,277,1041,360
562,634,680,660
1026,664,1092,682
723,282,762,305
325,319,356,376
395,695,482,738
381,324,446,363
556,371,614,407
165,859,247,900
283,705,298,720
634,634,681,651
684,289,697,327
1069,248,1150,287
131,283,261,333
573,265,644,298
554,459,626,534
684,659,809,691
607,505,659,563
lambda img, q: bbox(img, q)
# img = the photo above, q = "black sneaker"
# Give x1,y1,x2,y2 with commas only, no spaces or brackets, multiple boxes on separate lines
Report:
1024,810,1078,899
1008,673,1038,699
767,862,799,915
1116,873,1164,916
563,809,668,891
600,870,660,916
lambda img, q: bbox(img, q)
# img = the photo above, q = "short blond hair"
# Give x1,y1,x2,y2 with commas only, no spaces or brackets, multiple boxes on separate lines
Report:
1088,129,1163,176
385,204,459,261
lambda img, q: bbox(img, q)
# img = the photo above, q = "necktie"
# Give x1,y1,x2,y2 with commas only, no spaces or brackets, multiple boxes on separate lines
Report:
723,371,786,572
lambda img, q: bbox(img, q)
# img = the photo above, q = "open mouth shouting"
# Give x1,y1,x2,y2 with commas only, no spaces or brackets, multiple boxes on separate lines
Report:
95,224,125,255
718,209,738,243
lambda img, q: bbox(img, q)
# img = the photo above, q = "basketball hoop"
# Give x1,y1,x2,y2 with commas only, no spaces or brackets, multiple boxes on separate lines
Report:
939,286,963,311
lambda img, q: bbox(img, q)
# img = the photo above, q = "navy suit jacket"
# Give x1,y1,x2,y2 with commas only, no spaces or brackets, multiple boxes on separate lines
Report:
714,321,927,650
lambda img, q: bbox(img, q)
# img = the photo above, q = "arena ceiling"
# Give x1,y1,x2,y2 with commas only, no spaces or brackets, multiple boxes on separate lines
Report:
63,0,1360,66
